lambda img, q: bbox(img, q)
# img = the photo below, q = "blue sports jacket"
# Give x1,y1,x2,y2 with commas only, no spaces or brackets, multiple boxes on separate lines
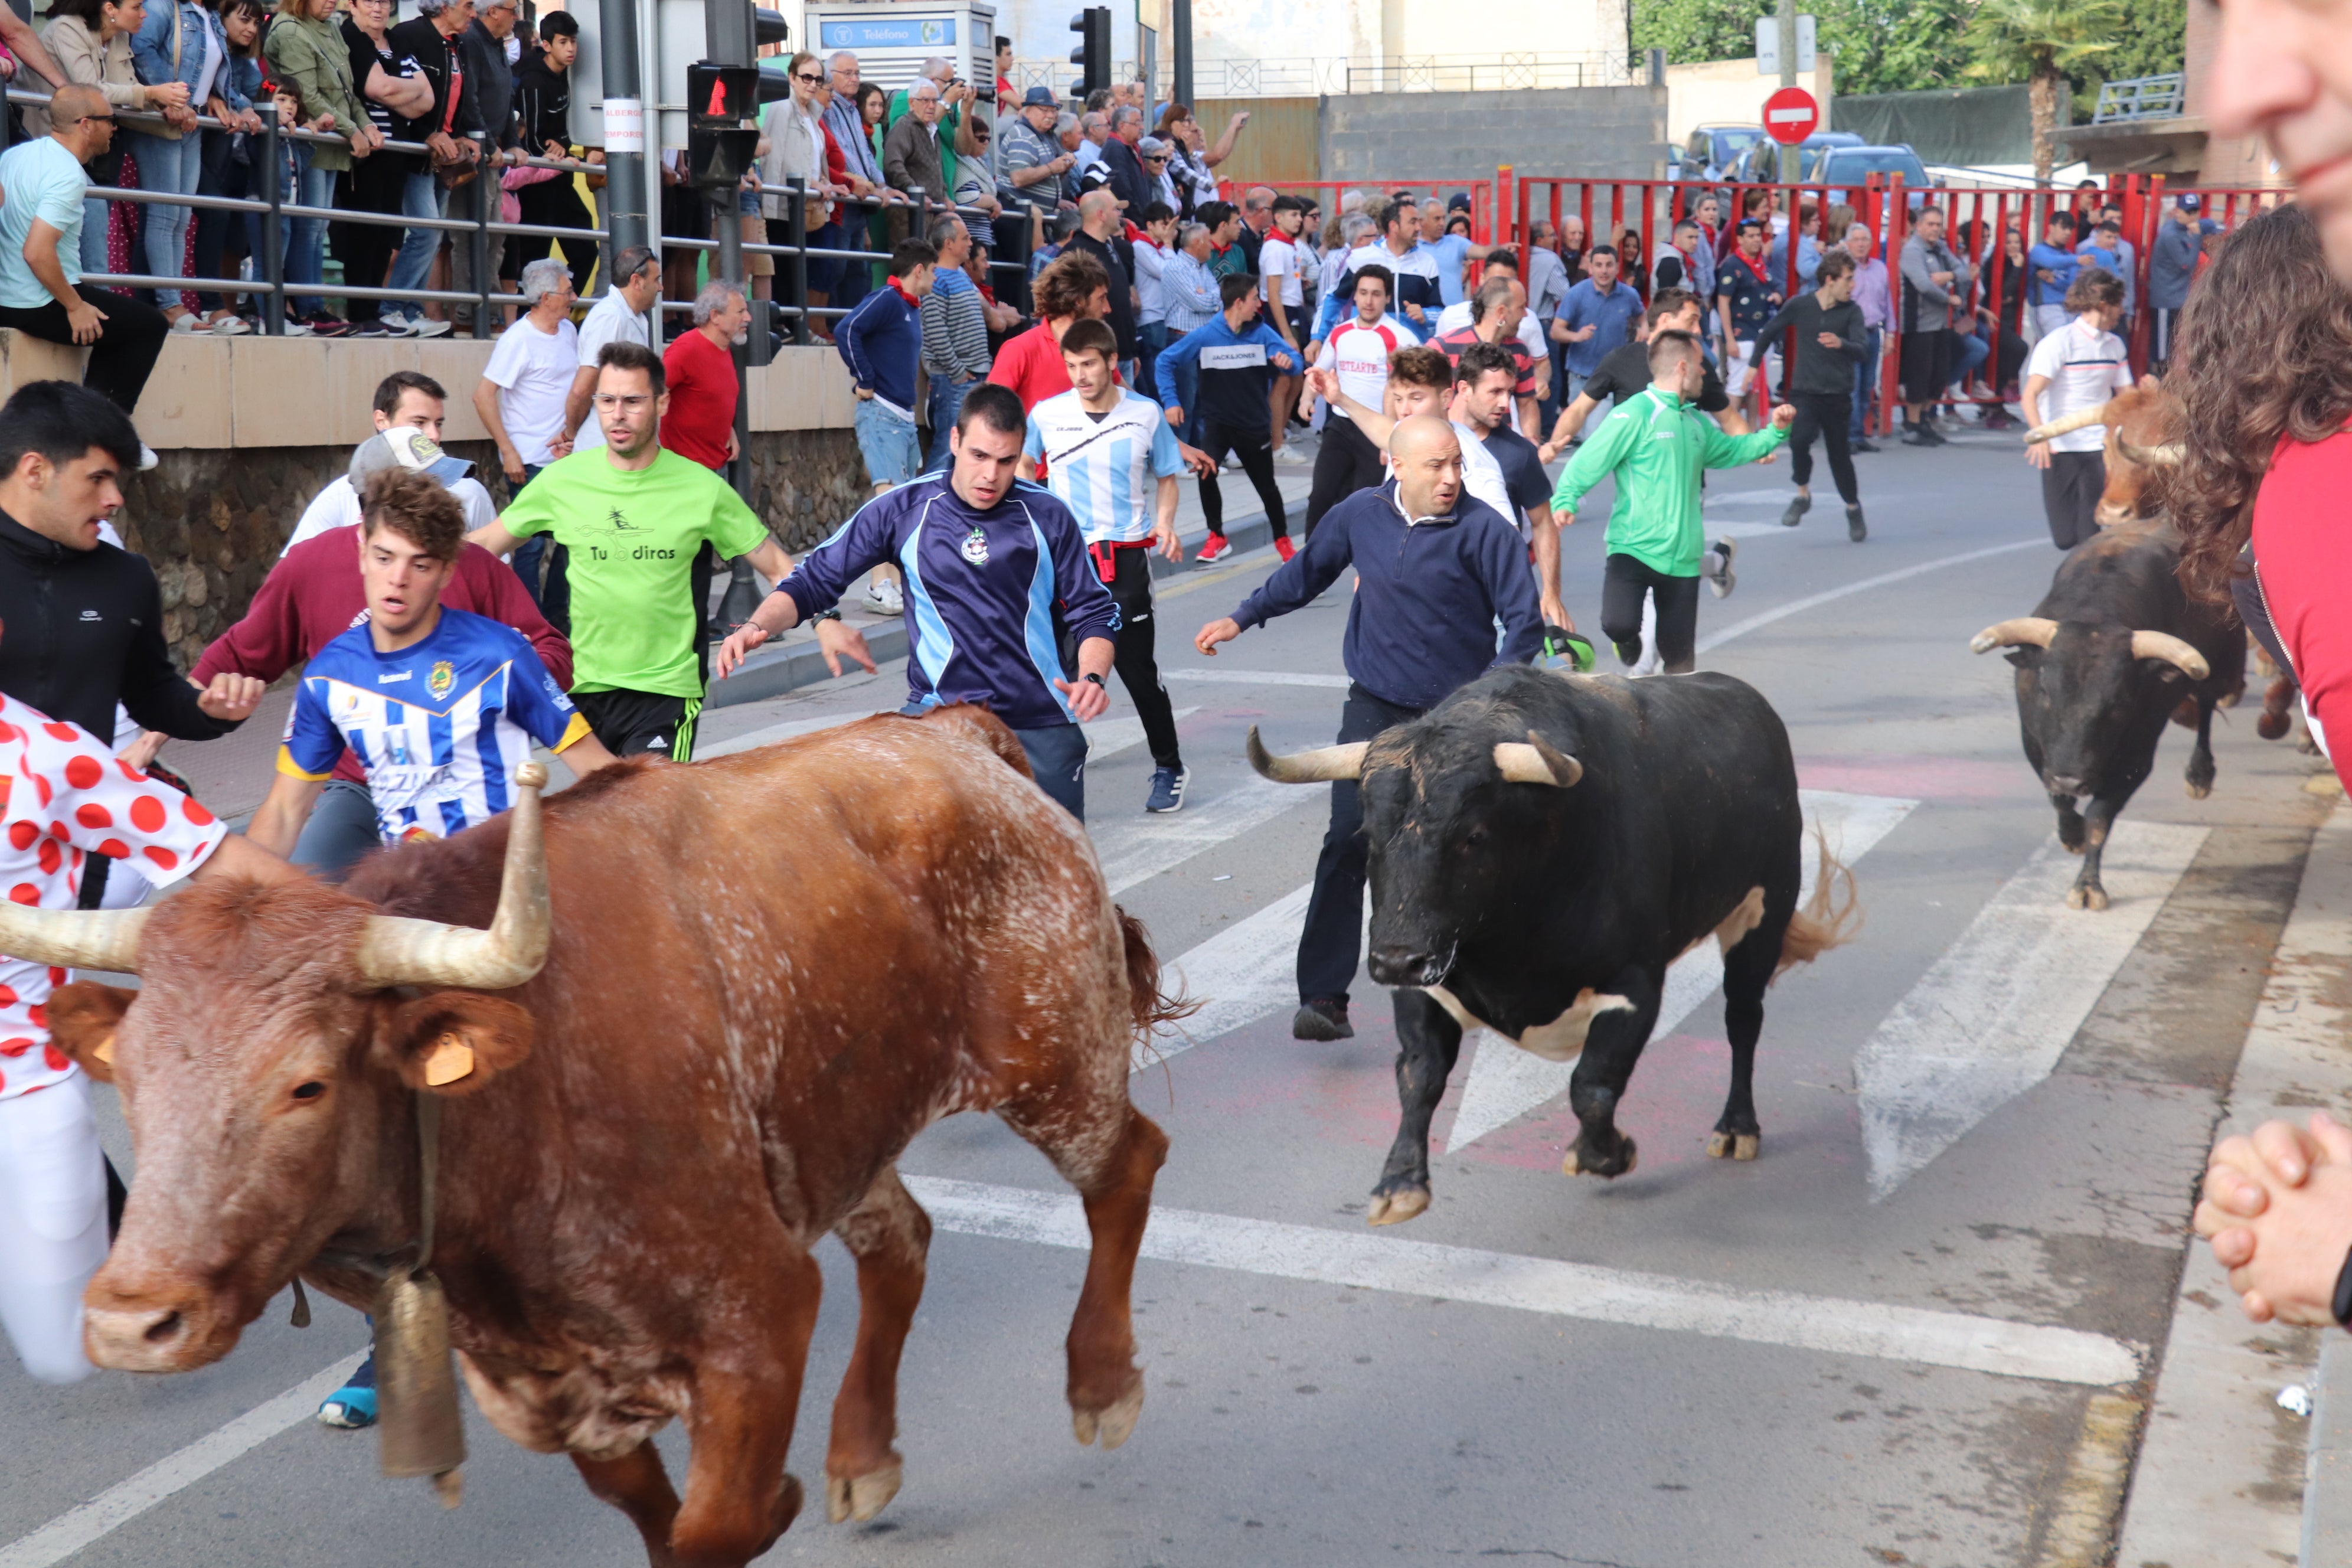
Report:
1154,315,1299,432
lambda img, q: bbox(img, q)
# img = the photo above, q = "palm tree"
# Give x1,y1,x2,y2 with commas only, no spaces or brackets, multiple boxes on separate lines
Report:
1963,0,2126,181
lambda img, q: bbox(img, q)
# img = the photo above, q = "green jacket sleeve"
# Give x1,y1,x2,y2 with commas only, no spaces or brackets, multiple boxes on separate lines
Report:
1698,419,1789,470
1551,399,1645,515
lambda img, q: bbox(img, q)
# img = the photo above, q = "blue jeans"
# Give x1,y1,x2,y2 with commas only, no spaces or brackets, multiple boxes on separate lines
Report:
854,396,921,487
286,152,330,315
386,171,447,304
923,377,977,472
1851,326,1880,439
508,465,570,631
123,131,201,306
1013,722,1087,821
1137,320,1168,401
1949,328,1989,396
292,779,381,881
80,196,110,275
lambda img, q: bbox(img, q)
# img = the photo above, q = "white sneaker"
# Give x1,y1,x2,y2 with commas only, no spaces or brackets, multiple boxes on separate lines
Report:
1272,445,1310,466
210,315,252,336
410,318,453,339
865,580,904,615
166,313,199,334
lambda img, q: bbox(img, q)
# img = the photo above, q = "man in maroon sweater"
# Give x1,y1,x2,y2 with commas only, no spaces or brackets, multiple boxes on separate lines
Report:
194,525,572,877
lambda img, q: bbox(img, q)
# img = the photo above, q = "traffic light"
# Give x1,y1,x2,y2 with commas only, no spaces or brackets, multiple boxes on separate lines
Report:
1069,6,1109,99
686,60,761,190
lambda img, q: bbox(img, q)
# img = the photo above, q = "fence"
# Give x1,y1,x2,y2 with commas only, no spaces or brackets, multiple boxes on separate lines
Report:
1008,52,1639,101
8,87,1038,347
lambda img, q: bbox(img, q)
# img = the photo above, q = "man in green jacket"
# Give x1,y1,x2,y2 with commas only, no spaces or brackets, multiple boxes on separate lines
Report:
1552,329,1793,674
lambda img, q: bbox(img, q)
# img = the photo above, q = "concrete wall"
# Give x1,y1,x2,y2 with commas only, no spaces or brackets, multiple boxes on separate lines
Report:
1665,57,1837,148
1318,85,1668,182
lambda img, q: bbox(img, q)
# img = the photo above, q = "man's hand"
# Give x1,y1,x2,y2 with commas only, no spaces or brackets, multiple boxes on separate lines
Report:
714,622,769,680
1053,672,1110,720
1541,593,1571,633
1177,441,1216,478
815,618,878,677
197,672,266,723
1271,349,1295,372
66,295,106,345
2196,1114,2352,1325
1152,517,1183,563
1404,303,1426,325
1817,331,1842,349
547,436,573,461
116,730,166,772
1305,365,1338,403
1931,270,1954,286
1538,440,1562,465
1769,404,1797,431
1195,616,1242,656
1565,322,1596,343
498,443,525,484
2026,439,2053,471
1163,404,1183,427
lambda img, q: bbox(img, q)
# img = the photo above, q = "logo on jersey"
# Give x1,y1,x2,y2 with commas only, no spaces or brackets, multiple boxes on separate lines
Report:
378,669,414,684
427,661,455,700
399,824,438,843
78,609,100,622
961,526,990,566
586,507,648,535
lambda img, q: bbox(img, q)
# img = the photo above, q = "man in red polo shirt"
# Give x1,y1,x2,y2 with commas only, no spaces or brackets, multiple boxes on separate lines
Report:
662,281,750,471
988,250,1114,414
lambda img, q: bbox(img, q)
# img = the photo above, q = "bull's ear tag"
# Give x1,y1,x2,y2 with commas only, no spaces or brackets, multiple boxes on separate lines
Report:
422,1034,474,1087
92,1034,115,1067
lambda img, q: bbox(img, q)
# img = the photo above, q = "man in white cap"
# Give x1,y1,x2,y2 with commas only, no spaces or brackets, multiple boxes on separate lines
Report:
281,371,499,553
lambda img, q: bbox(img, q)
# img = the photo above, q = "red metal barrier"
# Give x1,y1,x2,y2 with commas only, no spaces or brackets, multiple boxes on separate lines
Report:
1214,177,1504,247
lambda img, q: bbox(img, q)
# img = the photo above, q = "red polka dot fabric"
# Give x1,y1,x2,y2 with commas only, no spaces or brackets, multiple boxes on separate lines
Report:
0,694,230,1102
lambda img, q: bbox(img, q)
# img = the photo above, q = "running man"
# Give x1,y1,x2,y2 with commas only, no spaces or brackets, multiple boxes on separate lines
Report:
1751,248,1870,540
467,342,795,762
713,384,1119,821
1303,263,1416,534
1538,288,1745,462
1552,331,1795,675
2021,267,2132,551
1154,273,1299,563
1018,318,1194,814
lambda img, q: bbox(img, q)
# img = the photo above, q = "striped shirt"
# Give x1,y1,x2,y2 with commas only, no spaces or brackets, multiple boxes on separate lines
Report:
1162,249,1221,334
2024,318,2132,455
920,266,992,382
279,607,588,845
1023,388,1188,544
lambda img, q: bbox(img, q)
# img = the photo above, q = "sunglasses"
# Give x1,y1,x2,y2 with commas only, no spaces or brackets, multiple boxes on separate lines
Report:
792,72,821,84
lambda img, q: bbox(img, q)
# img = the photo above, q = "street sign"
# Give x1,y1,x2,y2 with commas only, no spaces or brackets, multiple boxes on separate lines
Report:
1754,14,1815,74
1764,86,1820,144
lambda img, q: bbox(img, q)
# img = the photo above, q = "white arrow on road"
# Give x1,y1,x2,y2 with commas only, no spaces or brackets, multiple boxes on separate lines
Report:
1442,789,1918,1151
1854,817,2207,1199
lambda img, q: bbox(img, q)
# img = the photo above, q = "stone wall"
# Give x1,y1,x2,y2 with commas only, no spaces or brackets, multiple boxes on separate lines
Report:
117,432,870,672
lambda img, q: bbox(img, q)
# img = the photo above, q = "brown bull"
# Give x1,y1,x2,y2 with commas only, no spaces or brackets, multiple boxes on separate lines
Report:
2,707,1174,1568
2023,375,2183,530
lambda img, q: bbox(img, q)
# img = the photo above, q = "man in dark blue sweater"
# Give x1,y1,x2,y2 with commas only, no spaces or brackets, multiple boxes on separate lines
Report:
1195,414,1543,1040
835,239,938,614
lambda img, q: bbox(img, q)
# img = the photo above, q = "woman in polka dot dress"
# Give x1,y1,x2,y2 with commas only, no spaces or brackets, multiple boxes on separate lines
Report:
0,691,291,1383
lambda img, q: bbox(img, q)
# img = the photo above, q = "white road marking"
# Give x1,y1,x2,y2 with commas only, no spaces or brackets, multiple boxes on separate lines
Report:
1165,668,1354,689
1147,882,1315,1070
1444,789,1918,1150
1093,778,1314,896
1694,537,2046,654
1854,818,2209,1200
0,1353,364,1568
904,1175,2144,1388
700,708,1199,766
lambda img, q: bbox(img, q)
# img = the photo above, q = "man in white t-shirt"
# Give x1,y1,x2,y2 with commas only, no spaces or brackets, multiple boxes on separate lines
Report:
1259,194,1311,466
563,245,659,456
475,259,582,488
1432,250,1550,396
282,372,498,554
2021,267,2132,551
1342,196,1440,332
1303,263,1419,533
1306,340,1514,523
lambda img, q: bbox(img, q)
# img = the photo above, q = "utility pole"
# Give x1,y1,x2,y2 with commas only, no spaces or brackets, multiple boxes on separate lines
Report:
1171,0,1193,109
598,0,648,257
1776,0,1798,183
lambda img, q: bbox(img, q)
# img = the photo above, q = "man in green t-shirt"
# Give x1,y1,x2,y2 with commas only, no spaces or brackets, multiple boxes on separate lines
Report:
470,341,793,760
1551,329,1792,675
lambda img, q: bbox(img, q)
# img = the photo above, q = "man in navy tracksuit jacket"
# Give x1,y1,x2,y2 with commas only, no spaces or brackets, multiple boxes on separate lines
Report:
1154,272,1299,556
1196,414,1543,1040
835,241,936,491
713,384,1121,819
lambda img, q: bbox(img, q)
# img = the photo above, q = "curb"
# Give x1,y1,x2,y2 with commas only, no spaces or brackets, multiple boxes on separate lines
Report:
707,505,1289,710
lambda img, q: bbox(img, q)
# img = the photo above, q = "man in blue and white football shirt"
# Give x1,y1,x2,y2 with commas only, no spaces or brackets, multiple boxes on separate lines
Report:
1019,317,1193,814
250,469,619,856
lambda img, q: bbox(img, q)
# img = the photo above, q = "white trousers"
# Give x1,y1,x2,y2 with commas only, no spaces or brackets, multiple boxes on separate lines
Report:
0,1074,107,1383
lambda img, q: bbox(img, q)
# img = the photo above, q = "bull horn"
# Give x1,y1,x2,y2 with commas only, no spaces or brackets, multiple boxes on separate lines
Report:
1970,618,2060,654
1246,727,1368,783
0,903,147,974
2131,631,2210,680
2116,438,2184,468
1494,732,1583,788
353,763,552,990
2022,403,2111,444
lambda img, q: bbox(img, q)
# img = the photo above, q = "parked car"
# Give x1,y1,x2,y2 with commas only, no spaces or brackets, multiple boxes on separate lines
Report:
1675,123,1767,182
1813,143,1935,205
1729,130,1864,185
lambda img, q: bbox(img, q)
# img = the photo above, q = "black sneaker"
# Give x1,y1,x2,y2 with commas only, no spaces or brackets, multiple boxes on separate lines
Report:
1144,765,1188,814
1900,426,1938,447
1779,494,1810,528
1292,998,1353,1041
1852,437,1881,453
1847,504,1867,543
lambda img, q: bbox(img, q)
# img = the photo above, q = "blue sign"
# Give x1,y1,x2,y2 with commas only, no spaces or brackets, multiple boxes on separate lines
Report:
819,16,958,48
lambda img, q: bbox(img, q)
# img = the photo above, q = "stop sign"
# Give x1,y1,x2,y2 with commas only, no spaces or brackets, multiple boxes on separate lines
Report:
1764,86,1820,145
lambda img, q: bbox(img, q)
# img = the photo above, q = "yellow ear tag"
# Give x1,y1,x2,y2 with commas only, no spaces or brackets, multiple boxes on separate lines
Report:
93,1035,115,1067
421,1035,475,1088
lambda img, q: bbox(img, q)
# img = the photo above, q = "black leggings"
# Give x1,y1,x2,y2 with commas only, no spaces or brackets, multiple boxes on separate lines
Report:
515,175,599,293
1104,545,1182,770
1196,419,1288,540
333,157,407,324
1600,553,1701,674
1788,390,1858,504
1305,413,1384,535
2041,450,2105,550
0,285,168,413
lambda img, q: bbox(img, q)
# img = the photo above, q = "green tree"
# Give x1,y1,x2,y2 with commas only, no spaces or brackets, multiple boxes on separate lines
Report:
1963,0,2126,178
1630,0,1976,97
1630,0,1770,73
2094,0,2186,83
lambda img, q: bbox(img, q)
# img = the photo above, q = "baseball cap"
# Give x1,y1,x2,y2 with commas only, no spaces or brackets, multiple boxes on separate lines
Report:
1021,86,1057,108
1446,191,1472,213
2175,192,2201,212
349,426,473,489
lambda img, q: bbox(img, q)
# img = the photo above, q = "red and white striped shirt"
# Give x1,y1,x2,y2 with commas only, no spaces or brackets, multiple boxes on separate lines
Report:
0,694,226,1100
1323,313,1420,422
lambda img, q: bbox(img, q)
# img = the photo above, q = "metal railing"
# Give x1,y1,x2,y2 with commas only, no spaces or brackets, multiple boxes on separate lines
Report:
2092,74,2187,123
5,87,1040,344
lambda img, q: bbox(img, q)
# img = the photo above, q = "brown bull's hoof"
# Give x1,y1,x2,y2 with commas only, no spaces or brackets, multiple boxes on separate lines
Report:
1071,1376,1145,1451
2066,884,2111,912
1367,1188,1430,1227
2259,710,2291,741
826,1464,904,1524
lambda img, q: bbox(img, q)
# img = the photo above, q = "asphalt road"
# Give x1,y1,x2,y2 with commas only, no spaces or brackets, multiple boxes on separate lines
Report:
2,425,2337,1568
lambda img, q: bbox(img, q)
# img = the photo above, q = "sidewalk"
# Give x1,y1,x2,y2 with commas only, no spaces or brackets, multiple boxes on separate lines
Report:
2116,796,2352,1566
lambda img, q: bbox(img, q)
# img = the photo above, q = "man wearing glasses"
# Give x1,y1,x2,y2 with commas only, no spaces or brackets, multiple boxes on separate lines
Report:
467,342,795,760
0,85,169,413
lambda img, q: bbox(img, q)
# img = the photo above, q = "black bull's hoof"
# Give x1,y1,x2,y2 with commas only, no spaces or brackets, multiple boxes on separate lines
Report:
1562,1132,1639,1178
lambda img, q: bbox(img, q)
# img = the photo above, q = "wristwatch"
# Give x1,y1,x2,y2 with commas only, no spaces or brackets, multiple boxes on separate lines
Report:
1083,672,1106,688
2333,1245,2352,1329
810,607,842,623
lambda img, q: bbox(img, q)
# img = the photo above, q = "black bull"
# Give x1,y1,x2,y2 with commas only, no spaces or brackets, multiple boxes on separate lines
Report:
1249,665,1854,1226
1971,525,2246,910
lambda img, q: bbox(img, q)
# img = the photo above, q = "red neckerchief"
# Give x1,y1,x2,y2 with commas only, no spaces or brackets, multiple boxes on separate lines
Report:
1699,221,1719,250
1731,249,1770,286
887,276,920,306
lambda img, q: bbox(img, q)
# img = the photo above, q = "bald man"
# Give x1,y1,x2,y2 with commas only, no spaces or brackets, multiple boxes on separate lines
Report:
1197,411,1543,1043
